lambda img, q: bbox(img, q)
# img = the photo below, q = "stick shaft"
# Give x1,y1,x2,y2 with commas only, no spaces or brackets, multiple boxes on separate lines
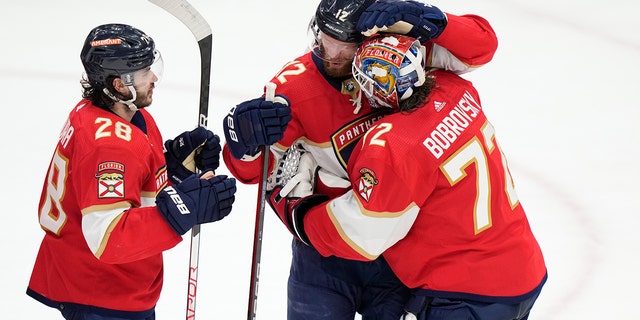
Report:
148,1,212,319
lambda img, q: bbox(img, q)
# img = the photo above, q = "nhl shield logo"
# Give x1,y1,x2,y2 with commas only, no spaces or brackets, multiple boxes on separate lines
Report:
357,167,378,202
95,161,125,198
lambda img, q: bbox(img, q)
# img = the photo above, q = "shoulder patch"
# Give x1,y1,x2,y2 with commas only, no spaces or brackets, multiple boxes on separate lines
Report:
357,167,378,202
95,161,125,198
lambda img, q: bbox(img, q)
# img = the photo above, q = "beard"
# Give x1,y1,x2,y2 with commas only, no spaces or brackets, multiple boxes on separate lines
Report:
121,85,153,108
133,89,153,108
323,59,353,78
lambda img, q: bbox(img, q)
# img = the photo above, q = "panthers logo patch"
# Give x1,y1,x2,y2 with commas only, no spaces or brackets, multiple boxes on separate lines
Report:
357,167,378,202
330,109,389,170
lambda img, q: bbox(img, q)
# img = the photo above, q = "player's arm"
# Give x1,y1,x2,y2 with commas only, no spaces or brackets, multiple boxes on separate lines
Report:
75,144,183,264
428,13,498,71
268,129,420,261
356,0,498,72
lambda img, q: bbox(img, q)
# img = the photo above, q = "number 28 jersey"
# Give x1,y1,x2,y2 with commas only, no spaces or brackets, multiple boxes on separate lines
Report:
27,100,181,314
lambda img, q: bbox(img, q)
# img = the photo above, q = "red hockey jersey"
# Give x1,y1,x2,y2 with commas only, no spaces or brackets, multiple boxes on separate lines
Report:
304,70,547,300
223,14,498,184
28,100,182,313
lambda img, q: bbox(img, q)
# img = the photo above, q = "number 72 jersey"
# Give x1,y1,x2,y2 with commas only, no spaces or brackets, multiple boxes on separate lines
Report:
303,70,547,301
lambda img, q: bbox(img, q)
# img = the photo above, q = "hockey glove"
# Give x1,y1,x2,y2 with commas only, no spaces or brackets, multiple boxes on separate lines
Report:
194,130,222,172
267,144,329,244
269,187,328,245
156,173,237,235
165,127,221,184
357,0,448,40
223,95,291,160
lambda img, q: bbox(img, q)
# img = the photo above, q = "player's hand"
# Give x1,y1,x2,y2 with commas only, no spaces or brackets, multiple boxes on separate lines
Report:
165,127,220,184
223,95,291,160
194,130,221,172
266,145,329,244
156,173,237,235
357,0,447,40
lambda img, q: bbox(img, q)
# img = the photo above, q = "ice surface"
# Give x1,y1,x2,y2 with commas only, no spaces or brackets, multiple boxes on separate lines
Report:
2,0,638,318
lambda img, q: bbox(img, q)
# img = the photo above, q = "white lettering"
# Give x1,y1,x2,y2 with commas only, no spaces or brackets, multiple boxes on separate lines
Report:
165,186,191,214
423,91,481,158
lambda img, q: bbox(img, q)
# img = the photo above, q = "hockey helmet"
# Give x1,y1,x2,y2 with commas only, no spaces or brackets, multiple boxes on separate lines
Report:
352,34,427,109
308,0,374,61
80,23,162,88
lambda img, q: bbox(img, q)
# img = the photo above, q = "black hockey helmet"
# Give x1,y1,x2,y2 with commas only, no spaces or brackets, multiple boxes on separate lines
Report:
312,0,375,43
80,24,158,87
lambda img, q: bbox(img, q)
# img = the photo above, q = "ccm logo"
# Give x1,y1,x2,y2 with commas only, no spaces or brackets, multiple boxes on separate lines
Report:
164,186,191,214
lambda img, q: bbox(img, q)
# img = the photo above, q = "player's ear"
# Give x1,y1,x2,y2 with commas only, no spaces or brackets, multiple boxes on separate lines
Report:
111,77,128,95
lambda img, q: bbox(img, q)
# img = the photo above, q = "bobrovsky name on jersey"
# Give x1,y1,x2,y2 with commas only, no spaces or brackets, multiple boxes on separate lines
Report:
423,90,481,159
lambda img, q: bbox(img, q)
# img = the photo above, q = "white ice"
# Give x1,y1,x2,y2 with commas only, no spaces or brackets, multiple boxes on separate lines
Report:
1,0,638,318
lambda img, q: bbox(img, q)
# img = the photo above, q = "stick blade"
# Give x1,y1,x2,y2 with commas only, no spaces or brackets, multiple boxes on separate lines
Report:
148,0,212,41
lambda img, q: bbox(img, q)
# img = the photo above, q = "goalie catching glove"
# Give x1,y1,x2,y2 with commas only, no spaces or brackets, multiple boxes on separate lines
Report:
266,144,350,244
164,126,221,184
357,0,448,40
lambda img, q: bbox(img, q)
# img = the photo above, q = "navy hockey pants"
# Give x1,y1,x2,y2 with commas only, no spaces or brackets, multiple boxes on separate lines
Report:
405,294,541,320
287,239,410,320
404,275,545,320
59,304,155,320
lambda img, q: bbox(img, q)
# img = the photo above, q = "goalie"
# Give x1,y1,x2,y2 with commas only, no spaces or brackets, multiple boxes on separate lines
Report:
267,35,547,320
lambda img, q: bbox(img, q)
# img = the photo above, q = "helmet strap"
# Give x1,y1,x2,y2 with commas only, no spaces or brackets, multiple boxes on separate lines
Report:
399,42,426,101
103,85,139,111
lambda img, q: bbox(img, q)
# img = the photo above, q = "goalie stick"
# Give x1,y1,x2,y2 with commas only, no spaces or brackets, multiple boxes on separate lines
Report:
148,1,212,319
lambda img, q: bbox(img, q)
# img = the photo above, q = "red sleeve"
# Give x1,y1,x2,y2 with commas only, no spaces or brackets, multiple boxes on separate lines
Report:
304,122,425,262
432,13,498,67
222,144,279,185
100,206,182,263
222,144,263,184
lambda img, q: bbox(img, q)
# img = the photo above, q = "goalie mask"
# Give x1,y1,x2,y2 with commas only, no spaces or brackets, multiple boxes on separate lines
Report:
352,34,427,109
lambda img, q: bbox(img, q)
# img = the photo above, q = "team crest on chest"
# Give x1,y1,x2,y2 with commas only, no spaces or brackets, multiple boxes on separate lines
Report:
357,167,378,202
95,161,125,198
331,109,389,170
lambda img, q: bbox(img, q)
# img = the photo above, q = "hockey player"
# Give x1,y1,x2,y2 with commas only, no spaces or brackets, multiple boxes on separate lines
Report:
221,0,499,318
269,34,547,320
27,24,237,319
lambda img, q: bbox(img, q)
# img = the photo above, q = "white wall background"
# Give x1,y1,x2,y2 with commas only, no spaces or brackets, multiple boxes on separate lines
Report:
1,0,638,318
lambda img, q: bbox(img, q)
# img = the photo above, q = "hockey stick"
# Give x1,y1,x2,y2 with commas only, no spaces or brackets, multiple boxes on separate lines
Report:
247,82,277,320
148,1,212,319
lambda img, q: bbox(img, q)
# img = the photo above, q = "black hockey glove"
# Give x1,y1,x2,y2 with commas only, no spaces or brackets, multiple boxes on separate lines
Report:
156,173,236,235
165,127,221,184
223,95,291,160
268,187,328,245
357,0,448,40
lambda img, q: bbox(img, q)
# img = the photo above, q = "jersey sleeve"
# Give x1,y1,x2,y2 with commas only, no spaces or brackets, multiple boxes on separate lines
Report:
425,13,498,73
304,124,425,261
73,126,181,264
